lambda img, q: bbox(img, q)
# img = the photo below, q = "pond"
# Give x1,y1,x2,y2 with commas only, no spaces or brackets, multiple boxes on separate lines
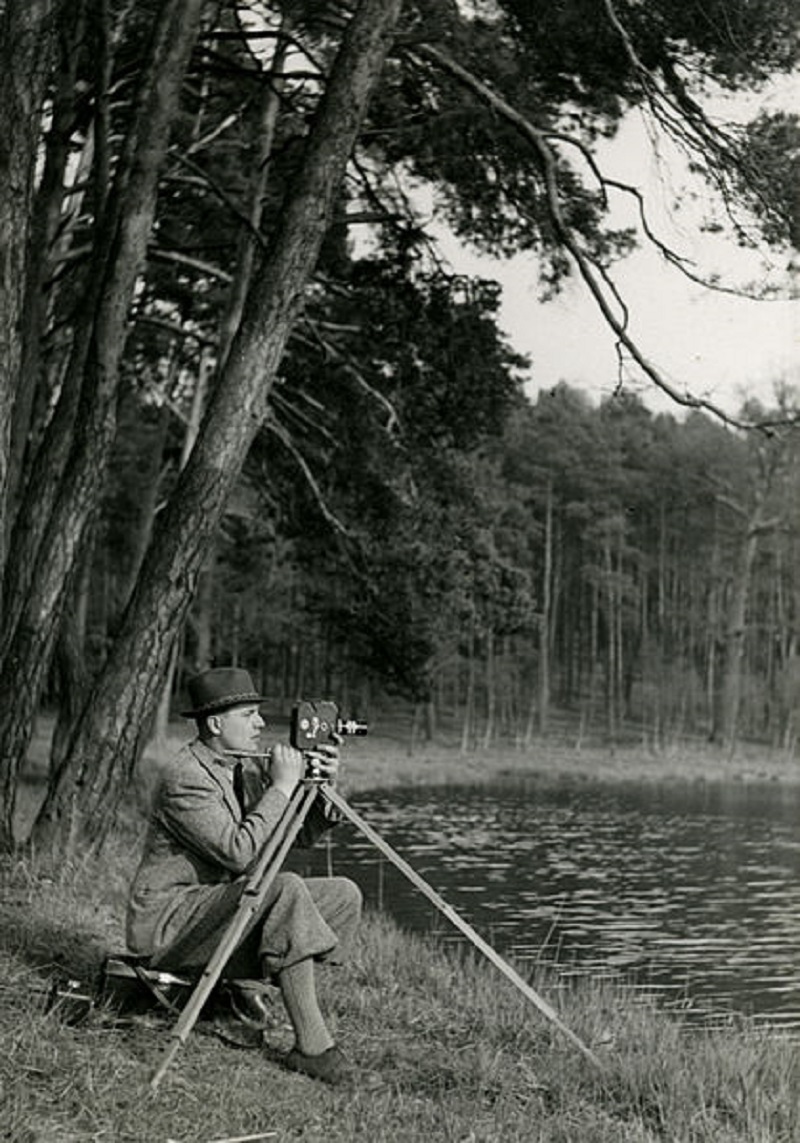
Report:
294,774,800,1032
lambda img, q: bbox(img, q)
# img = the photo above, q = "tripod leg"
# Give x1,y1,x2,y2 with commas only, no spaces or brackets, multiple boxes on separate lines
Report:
150,782,319,1090
322,785,603,1071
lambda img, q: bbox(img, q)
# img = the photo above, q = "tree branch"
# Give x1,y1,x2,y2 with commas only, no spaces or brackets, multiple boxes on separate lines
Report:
295,319,401,433
265,417,350,536
166,151,269,246
406,41,779,432
148,245,233,283
600,0,780,244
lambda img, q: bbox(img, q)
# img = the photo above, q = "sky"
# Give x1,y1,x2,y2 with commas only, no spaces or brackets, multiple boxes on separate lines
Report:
431,89,800,420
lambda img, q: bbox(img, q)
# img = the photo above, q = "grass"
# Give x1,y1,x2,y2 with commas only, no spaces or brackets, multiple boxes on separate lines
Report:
4,722,800,1141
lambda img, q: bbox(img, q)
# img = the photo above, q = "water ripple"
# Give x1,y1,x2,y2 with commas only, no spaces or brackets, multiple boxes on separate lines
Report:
294,775,800,1030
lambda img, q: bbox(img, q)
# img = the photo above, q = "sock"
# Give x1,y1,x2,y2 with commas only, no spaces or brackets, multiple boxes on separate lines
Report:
277,958,334,1057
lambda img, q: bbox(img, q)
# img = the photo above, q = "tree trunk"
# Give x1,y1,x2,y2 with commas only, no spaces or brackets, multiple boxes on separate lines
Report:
30,0,404,854
587,578,600,734
8,1,91,535
151,344,214,736
49,528,95,773
461,619,476,753
0,0,206,850
2,0,195,642
151,637,180,754
538,479,553,735
0,0,58,595
604,534,617,741
481,631,495,749
715,526,759,751
218,19,290,367
151,25,290,726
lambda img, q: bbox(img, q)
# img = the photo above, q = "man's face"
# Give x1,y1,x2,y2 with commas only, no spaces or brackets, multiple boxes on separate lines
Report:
210,703,265,755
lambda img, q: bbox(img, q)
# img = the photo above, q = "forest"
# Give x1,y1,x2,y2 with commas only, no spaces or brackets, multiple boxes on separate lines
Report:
1,0,799,853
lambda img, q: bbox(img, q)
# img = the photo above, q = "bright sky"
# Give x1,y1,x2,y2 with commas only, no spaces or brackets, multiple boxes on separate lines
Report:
432,91,800,419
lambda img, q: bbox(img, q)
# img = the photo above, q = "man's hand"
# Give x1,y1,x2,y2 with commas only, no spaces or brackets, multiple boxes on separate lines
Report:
269,743,305,798
304,740,341,784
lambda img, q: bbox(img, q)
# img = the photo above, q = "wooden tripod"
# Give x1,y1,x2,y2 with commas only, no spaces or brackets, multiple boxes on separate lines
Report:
150,774,602,1090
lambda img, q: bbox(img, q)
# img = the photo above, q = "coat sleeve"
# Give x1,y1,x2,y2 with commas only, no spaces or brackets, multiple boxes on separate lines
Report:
296,797,339,848
158,768,291,875
238,757,339,849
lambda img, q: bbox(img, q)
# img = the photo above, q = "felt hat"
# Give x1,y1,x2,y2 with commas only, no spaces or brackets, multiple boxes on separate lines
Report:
181,667,266,718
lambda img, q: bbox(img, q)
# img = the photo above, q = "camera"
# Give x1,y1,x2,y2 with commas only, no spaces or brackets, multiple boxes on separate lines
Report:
290,700,368,750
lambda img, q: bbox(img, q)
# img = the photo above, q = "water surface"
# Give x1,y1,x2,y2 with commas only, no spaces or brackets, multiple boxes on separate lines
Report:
296,775,800,1031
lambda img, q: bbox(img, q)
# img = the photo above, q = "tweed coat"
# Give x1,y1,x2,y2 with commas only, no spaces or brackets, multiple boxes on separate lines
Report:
126,738,340,964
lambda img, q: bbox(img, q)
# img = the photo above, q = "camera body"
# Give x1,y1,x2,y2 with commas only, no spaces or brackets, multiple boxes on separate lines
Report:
290,699,368,750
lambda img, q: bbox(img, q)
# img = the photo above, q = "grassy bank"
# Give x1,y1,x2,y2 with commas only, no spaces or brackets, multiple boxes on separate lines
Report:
2,826,799,1142
21,710,800,804
4,724,800,1140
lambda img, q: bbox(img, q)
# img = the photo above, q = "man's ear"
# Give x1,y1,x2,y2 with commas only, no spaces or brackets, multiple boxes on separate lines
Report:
207,713,223,738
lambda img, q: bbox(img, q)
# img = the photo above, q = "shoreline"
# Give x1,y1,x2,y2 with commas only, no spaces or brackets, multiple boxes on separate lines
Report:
339,732,800,795
21,717,800,810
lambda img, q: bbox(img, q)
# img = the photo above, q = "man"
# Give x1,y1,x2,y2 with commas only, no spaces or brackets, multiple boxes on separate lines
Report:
127,666,362,1086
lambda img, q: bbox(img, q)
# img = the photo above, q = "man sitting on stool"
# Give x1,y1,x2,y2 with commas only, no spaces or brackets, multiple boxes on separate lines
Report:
127,666,362,1086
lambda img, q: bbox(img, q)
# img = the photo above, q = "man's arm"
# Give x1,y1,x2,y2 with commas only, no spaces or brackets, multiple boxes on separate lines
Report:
238,747,341,849
159,769,292,875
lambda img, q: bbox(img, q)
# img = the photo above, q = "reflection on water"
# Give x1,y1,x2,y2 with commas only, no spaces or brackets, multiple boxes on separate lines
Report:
296,776,800,1031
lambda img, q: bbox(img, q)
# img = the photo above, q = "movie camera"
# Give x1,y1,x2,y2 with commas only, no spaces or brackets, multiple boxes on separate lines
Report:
290,699,368,752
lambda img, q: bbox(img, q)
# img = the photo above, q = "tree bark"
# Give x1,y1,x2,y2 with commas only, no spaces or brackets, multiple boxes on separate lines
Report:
2,1,182,641
31,0,404,854
0,0,206,849
8,1,90,535
50,538,94,774
538,479,553,735
714,525,760,751
0,0,58,595
218,18,290,367
481,632,495,748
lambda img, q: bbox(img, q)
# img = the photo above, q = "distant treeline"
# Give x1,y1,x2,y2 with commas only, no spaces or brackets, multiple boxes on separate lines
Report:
101,379,800,753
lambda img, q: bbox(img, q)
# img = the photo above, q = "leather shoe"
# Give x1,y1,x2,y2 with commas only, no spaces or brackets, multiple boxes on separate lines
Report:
283,1044,352,1086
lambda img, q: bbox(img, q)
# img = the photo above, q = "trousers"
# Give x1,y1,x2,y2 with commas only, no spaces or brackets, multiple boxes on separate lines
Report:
149,871,362,979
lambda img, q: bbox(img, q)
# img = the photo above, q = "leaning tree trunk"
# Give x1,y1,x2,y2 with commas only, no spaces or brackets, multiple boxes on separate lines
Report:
0,0,206,850
31,0,404,855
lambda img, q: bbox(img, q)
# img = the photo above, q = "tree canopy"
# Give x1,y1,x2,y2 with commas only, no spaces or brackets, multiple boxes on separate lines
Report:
1,0,799,851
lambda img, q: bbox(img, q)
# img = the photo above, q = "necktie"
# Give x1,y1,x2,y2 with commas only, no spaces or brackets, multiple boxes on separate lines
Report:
232,761,246,816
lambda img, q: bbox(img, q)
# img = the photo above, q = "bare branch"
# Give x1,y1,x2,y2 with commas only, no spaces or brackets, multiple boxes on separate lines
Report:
296,319,400,433
165,151,269,246
133,313,216,346
185,109,244,156
600,0,779,243
265,417,350,536
148,245,233,283
346,151,423,238
406,41,779,432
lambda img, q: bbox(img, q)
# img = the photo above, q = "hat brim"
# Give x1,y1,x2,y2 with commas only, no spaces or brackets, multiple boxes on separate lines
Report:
181,693,267,719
